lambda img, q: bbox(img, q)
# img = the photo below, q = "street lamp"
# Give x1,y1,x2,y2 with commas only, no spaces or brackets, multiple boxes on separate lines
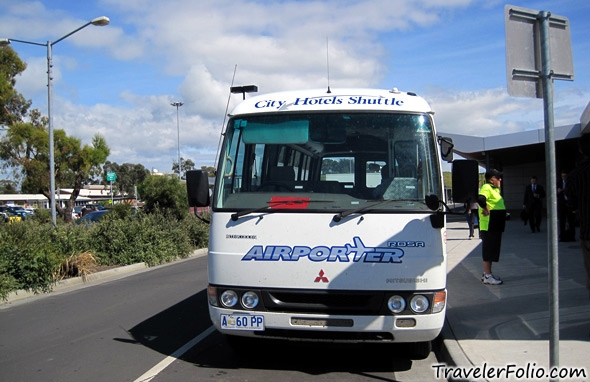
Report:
1,16,110,225
171,101,184,179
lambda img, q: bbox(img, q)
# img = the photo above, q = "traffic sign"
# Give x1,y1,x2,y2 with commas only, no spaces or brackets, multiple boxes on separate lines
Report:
106,172,116,182
505,5,574,98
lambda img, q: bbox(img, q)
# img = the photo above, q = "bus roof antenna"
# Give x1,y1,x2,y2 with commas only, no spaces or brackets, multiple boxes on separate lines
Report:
326,37,331,94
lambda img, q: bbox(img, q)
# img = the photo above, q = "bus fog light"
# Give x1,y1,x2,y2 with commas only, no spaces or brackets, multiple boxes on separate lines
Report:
220,290,238,308
241,291,259,309
410,295,429,313
432,291,446,313
396,318,416,328
387,295,406,313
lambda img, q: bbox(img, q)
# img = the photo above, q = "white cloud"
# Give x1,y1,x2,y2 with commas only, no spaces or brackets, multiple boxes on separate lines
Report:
432,85,590,137
2,0,589,177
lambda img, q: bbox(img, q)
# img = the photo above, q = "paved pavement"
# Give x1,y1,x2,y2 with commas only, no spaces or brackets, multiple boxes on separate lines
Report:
441,214,590,381
4,217,589,381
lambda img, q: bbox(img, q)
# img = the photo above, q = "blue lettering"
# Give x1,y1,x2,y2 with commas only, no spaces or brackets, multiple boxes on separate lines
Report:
271,246,292,260
293,96,343,106
328,247,349,262
346,236,375,261
242,246,264,260
379,249,404,263
241,237,414,263
309,247,330,261
365,251,383,262
388,241,425,247
347,96,404,107
263,246,275,260
254,100,286,109
291,246,311,260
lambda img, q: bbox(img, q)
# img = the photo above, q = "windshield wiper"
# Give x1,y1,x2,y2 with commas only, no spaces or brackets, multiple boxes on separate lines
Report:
332,200,397,222
231,198,333,221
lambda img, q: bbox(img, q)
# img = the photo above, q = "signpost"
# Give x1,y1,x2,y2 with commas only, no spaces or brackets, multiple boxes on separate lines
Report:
505,5,574,379
505,5,573,98
106,172,116,205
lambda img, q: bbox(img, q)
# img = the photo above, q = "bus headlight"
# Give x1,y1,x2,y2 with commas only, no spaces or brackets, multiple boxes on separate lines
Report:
387,295,406,313
410,295,429,313
220,290,239,308
241,291,260,309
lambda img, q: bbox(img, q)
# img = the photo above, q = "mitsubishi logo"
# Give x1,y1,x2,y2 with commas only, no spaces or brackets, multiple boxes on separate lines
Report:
314,269,329,283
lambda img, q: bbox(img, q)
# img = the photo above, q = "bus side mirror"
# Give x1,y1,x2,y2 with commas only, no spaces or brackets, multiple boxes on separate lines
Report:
451,160,479,204
438,136,454,163
425,194,440,211
186,170,210,207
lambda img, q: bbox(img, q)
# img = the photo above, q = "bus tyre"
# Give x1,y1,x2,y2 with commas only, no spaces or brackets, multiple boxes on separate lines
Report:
408,341,432,360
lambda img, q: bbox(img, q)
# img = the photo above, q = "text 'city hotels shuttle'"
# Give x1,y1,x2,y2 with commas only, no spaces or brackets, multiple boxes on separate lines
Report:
186,87,476,358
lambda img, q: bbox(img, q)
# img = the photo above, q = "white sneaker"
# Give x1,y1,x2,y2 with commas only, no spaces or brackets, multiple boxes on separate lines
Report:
482,274,503,285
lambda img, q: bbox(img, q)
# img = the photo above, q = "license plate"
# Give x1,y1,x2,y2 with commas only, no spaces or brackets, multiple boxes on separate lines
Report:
221,314,265,331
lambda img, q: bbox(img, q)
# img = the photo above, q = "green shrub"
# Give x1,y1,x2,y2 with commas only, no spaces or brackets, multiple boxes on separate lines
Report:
138,175,189,220
0,220,62,299
0,208,209,300
87,209,191,266
184,212,210,249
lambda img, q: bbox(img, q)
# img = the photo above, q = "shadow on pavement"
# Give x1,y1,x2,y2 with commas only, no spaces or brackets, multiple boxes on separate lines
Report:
114,290,212,356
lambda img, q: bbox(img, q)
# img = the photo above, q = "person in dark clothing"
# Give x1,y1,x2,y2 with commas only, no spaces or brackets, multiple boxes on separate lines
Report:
565,134,590,299
557,170,576,242
523,175,546,233
465,197,479,239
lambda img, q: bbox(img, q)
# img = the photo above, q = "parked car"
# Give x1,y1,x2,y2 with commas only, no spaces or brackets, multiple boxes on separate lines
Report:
7,205,31,219
77,209,109,223
85,204,105,211
72,205,85,219
0,206,22,223
0,206,27,221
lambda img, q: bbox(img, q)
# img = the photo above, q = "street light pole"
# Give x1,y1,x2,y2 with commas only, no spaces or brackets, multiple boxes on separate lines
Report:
171,101,184,179
1,16,110,225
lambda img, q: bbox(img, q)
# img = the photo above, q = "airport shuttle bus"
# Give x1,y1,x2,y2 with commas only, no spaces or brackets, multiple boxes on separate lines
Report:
187,87,473,358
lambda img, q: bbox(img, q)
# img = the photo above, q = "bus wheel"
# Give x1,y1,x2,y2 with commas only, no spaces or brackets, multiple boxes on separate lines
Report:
408,341,432,360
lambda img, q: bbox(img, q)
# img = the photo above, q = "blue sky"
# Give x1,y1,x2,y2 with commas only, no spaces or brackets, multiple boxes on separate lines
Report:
1,0,589,176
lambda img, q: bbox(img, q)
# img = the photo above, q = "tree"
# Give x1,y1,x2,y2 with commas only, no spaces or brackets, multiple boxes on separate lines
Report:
137,174,188,220
0,46,31,126
0,47,111,223
0,179,17,194
172,157,195,179
0,109,49,190
200,165,215,178
0,114,111,223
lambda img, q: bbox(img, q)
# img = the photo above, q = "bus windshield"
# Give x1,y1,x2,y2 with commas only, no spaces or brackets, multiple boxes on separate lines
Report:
214,112,442,212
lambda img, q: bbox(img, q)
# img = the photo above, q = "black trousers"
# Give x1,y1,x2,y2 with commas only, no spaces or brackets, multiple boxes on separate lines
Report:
528,204,543,232
481,230,503,262
558,202,576,241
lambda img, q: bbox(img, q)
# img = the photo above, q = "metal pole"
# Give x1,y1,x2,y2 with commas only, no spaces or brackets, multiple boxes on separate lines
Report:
171,102,183,178
2,17,109,226
176,105,180,178
539,10,560,378
47,42,56,225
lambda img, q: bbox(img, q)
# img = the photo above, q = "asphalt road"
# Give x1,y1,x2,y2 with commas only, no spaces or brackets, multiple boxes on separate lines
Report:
0,255,444,382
